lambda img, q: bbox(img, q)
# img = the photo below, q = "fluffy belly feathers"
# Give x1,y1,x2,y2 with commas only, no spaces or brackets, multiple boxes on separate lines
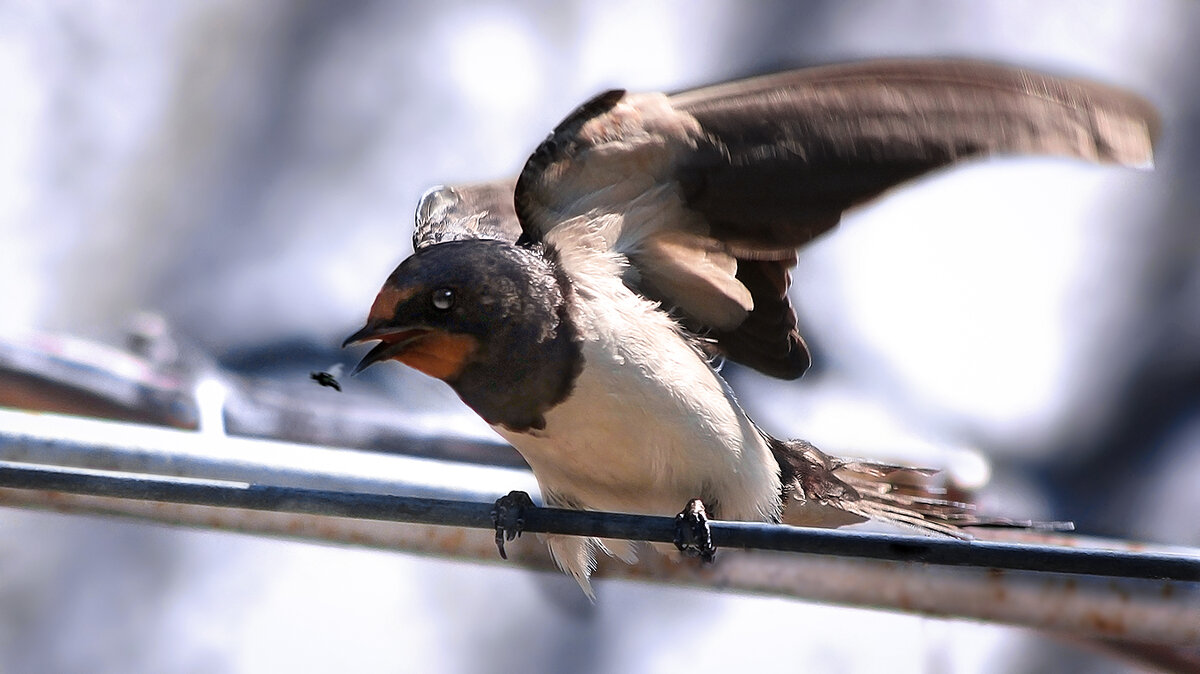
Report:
494,306,781,523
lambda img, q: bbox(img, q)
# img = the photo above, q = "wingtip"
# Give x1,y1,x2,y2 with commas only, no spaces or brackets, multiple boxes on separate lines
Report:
341,327,369,349
348,358,370,377
1095,111,1159,169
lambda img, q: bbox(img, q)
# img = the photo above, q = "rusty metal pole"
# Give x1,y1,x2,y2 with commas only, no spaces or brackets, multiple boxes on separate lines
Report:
0,408,1197,645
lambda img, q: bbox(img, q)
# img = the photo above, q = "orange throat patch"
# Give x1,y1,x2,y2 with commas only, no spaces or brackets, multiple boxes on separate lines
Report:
391,331,479,381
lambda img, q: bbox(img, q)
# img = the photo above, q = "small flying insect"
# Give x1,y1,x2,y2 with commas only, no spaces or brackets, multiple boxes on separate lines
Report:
310,363,344,391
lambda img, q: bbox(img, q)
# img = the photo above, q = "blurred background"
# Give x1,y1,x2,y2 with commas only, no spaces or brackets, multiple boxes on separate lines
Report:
1,1,1197,672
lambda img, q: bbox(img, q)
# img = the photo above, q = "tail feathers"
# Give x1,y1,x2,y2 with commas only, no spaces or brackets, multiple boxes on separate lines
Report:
772,438,1072,538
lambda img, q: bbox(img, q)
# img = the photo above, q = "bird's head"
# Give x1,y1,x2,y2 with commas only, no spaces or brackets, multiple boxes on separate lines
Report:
343,239,581,430
343,240,502,381
342,238,565,375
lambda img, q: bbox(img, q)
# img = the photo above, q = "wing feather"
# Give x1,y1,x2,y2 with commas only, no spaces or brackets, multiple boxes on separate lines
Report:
672,59,1158,250
413,179,520,250
507,60,1159,378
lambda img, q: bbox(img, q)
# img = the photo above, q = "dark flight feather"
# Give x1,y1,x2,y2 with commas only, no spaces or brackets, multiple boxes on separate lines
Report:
425,59,1158,379
671,58,1158,250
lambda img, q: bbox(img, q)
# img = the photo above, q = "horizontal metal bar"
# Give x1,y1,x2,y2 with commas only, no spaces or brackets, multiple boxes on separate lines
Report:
2,408,1197,645
0,460,1196,582
0,406,537,503
4,338,1199,655
2,485,1197,646
529,508,1200,581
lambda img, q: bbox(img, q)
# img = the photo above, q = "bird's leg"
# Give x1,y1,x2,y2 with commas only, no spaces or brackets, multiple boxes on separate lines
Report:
674,498,717,563
490,490,536,560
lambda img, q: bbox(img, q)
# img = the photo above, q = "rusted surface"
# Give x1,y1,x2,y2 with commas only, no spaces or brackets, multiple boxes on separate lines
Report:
1066,637,1200,673
1,487,1194,645
1,402,1196,649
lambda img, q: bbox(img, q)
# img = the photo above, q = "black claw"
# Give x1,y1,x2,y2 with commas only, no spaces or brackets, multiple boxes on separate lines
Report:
674,498,717,563
491,490,536,560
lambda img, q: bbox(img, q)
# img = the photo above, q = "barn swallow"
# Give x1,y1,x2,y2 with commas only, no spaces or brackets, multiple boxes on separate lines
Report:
344,59,1156,596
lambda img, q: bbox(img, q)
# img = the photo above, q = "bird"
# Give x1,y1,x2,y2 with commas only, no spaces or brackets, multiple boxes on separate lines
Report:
343,59,1157,597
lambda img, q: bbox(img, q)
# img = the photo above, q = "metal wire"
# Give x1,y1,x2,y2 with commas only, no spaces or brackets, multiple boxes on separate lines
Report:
5,331,1200,663
0,460,1195,582
1,407,1198,646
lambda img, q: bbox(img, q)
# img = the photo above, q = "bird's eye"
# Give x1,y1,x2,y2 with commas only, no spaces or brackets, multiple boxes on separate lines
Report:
431,288,455,311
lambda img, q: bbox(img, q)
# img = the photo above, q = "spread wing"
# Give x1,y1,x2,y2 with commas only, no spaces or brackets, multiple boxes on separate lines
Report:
413,179,521,251
512,58,1158,379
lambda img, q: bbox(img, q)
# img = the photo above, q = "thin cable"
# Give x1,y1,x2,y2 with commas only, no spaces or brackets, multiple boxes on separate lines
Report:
0,461,1195,582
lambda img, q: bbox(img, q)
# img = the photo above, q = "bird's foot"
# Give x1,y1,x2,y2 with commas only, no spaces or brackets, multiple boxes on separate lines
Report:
491,490,536,560
674,498,716,563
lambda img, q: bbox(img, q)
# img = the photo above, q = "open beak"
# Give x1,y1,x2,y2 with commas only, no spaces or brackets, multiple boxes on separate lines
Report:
342,324,432,375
